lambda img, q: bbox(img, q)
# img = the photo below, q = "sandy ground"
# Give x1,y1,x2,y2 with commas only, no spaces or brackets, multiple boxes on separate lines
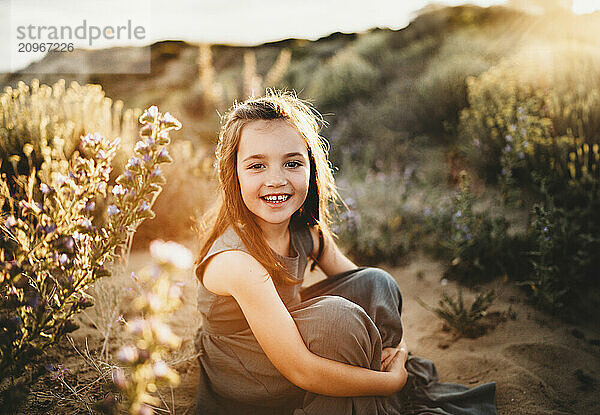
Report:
20,240,600,414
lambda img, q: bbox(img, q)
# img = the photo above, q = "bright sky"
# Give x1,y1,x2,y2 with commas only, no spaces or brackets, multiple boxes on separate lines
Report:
1,0,599,72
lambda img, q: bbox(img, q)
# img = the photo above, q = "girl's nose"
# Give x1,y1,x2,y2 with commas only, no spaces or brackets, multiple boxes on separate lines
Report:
265,168,287,187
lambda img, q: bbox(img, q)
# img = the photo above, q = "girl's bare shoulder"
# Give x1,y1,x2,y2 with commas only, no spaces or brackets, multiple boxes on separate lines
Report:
202,250,267,296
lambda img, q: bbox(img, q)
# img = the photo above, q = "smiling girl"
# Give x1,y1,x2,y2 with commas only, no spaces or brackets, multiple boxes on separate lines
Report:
193,91,496,414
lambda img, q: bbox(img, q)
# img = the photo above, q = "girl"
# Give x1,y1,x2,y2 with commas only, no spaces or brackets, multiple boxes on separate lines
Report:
194,90,497,414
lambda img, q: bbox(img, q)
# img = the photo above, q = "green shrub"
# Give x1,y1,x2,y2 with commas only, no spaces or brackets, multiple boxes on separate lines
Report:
520,179,600,319
425,171,531,284
307,49,378,109
349,31,393,67
327,99,409,174
413,35,490,136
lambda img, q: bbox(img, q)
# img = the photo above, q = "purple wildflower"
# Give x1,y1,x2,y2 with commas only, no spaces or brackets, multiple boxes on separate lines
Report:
63,236,75,251
112,184,126,197
116,345,138,364
107,205,120,216
153,360,169,378
81,133,103,147
151,166,162,177
112,368,127,389
44,223,57,233
40,183,51,194
49,364,69,381
79,217,92,230
135,140,149,153
161,112,182,129
138,200,149,212
4,216,17,228
157,147,171,163
126,157,142,169
56,173,68,186
139,106,159,124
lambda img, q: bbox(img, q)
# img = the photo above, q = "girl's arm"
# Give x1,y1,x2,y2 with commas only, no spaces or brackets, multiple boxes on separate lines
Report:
203,250,407,397
309,225,358,277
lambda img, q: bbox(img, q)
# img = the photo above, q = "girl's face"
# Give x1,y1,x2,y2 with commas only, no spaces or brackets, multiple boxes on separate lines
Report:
236,119,310,232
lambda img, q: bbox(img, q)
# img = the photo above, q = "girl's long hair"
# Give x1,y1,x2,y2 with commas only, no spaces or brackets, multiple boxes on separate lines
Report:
194,89,342,285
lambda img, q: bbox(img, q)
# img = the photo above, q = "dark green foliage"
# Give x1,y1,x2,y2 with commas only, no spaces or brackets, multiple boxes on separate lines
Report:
520,179,600,320
426,172,532,284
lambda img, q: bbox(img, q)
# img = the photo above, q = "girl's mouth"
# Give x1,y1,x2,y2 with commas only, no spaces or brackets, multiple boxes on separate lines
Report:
261,194,291,206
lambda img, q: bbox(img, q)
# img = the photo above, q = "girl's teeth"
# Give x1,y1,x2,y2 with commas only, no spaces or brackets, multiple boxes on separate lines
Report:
264,195,290,202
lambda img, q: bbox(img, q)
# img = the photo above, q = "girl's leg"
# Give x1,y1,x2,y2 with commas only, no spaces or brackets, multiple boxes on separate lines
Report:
289,295,395,415
300,267,403,348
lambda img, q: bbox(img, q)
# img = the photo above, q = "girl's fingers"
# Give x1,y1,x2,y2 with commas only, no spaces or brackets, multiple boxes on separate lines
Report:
381,348,400,371
381,347,394,362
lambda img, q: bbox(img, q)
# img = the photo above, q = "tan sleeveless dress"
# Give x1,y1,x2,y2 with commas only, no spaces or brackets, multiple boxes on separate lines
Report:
194,222,497,415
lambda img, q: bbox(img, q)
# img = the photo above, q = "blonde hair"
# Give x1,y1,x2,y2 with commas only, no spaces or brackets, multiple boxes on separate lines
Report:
194,90,341,284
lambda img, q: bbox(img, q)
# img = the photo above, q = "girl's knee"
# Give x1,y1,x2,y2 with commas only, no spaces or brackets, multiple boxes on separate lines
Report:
359,267,402,302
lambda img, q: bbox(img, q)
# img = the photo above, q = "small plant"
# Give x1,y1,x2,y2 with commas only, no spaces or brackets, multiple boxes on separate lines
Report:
113,239,192,415
0,106,180,379
417,288,496,338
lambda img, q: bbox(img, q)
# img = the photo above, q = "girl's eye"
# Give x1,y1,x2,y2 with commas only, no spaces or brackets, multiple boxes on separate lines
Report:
249,164,264,170
286,161,302,168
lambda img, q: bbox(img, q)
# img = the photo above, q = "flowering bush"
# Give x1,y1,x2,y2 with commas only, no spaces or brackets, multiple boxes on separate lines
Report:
113,239,191,415
0,105,181,379
426,171,530,284
0,79,139,196
333,171,425,265
458,48,600,314
458,61,554,189
459,48,600,205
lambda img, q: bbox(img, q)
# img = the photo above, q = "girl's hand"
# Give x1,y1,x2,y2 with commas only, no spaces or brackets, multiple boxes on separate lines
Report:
381,339,408,372
381,347,408,394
